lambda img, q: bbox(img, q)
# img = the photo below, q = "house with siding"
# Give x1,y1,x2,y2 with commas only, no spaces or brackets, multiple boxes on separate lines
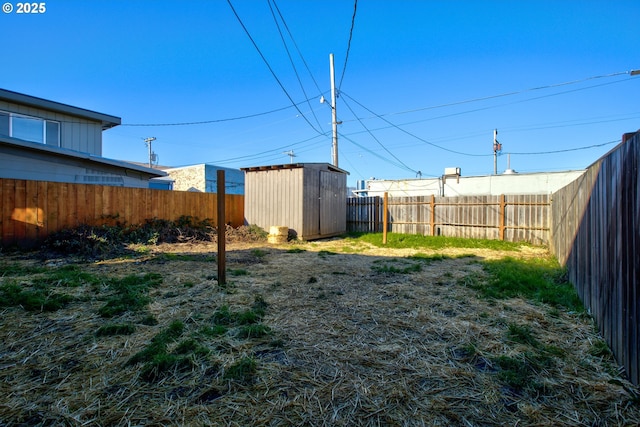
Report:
0,88,165,187
161,164,244,194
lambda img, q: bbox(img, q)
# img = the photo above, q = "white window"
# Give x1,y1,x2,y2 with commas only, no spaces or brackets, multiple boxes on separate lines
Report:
0,111,60,146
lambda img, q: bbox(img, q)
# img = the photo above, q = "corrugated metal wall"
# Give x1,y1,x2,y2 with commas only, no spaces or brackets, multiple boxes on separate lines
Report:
243,164,347,240
244,167,303,235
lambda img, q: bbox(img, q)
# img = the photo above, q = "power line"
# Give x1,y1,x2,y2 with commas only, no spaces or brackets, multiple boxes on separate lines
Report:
121,104,294,127
226,0,323,135
341,96,418,174
341,92,624,159
338,0,358,90
120,69,636,127
365,69,639,119
340,133,429,175
197,132,329,166
267,0,324,132
509,140,618,155
341,91,491,157
270,0,323,95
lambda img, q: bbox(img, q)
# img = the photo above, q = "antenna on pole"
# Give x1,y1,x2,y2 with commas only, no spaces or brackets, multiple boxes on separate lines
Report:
283,150,296,164
492,129,502,175
144,137,157,168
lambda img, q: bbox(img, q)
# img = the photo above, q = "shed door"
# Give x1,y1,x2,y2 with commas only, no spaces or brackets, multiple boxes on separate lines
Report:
319,171,344,235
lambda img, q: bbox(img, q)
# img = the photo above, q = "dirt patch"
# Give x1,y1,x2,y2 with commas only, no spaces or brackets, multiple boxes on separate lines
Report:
0,238,638,426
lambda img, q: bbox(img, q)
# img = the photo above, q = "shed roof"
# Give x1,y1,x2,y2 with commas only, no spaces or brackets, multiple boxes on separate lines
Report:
241,162,349,174
0,88,121,130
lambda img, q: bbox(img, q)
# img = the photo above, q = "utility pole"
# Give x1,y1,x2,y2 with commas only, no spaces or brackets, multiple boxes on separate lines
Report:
492,129,502,175
329,53,339,167
283,150,296,164
144,137,156,168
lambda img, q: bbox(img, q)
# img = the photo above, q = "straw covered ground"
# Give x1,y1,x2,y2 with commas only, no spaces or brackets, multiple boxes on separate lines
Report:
1,235,639,426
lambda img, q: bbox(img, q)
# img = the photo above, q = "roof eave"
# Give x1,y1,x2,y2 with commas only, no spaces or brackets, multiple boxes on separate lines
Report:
0,88,121,130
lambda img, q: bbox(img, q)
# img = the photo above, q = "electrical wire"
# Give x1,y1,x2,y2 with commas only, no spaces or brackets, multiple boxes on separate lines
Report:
508,140,618,155
267,0,324,132
341,96,419,174
338,0,358,90
341,91,492,157
120,104,295,127
119,69,636,127
270,0,324,95
367,70,639,119
196,132,330,166
340,133,429,175
226,0,323,136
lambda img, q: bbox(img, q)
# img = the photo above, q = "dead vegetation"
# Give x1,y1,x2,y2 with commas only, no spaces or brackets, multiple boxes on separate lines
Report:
0,232,638,426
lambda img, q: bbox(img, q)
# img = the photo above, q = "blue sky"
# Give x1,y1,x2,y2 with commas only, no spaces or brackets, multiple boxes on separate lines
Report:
2,0,639,186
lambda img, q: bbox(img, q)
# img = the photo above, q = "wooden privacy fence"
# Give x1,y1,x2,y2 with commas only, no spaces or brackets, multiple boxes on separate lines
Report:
1,178,245,247
550,131,640,385
348,194,550,245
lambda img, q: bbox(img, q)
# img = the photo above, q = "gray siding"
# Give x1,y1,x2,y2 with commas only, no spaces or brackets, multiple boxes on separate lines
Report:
0,99,102,155
0,147,152,188
244,168,303,235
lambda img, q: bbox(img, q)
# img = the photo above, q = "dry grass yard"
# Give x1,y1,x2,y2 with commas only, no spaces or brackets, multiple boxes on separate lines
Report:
1,232,639,426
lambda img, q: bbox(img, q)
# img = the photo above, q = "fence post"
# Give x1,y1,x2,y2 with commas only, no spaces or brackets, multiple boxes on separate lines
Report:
499,194,506,240
430,194,436,236
383,192,388,244
374,196,380,232
217,170,226,286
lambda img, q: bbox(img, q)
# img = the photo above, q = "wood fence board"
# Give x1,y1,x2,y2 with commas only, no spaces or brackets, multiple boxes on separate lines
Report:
36,180,47,240
348,194,550,245
13,180,26,244
24,180,39,243
1,180,14,245
0,179,244,247
550,133,640,385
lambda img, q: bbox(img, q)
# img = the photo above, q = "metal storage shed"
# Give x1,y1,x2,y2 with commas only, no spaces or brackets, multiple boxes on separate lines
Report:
241,163,349,240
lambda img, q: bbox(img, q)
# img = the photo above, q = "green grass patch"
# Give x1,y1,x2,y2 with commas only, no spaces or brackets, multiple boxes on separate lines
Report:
0,262,46,276
318,250,338,258
128,320,185,363
224,357,257,383
286,248,306,254
0,281,72,311
0,264,105,312
160,253,216,262
228,268,249,276
98,273,163,318
238,323,271,339
590,339,612,358
470,256,583,311
139,314,158,326
96,323,136,336
348,232,525,251
251,249,268,258
507,323,540,348
33,265,101,288
140,353,193,381
493,351,555,392
198,325,228,337
371,258,422,274
211,305,235,325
